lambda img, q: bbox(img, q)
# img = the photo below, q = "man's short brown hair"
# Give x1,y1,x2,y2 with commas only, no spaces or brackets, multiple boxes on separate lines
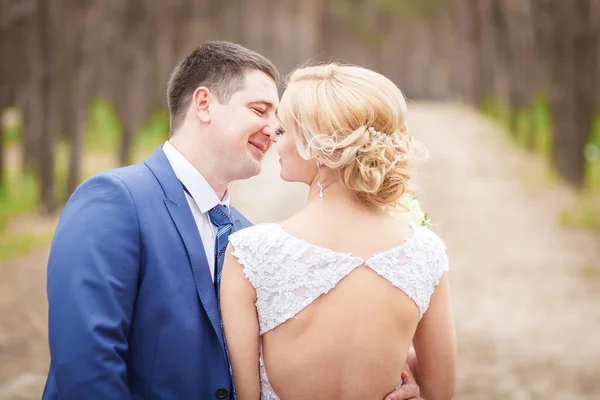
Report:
167,41,279,135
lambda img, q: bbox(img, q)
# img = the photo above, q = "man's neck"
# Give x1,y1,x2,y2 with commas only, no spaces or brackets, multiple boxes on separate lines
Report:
167,137,229,200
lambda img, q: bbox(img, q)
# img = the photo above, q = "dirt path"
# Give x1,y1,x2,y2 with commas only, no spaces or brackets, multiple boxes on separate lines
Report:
407,104,600,399
1,103,599,399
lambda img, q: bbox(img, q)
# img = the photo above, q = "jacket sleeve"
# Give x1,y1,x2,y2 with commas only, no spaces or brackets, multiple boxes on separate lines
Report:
46,173,140,399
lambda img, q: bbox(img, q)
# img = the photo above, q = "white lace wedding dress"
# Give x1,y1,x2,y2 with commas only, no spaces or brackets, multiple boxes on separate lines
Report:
228,222,449,400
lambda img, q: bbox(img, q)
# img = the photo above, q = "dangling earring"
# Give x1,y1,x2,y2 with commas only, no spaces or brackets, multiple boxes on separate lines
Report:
317,162,324,199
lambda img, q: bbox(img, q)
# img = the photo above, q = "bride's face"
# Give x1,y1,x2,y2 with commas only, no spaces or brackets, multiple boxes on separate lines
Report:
275,125,317,184
276,92,317,184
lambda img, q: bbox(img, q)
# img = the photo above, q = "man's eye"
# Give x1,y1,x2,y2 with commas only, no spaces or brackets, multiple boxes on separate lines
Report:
253,108,265,116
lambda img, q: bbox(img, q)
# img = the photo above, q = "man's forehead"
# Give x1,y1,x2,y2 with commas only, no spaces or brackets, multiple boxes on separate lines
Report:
239,71,279,103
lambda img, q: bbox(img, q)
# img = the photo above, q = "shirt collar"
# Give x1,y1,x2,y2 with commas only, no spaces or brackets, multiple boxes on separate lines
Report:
162,141,230,214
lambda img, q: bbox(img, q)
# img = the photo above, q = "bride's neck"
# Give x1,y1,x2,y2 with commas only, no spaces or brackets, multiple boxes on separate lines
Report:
306,176,367,214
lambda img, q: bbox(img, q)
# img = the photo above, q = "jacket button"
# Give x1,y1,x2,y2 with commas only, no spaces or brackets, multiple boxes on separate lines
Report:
215,387,229,399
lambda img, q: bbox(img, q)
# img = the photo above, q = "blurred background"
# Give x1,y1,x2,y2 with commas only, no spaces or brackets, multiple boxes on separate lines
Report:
1,0,600,399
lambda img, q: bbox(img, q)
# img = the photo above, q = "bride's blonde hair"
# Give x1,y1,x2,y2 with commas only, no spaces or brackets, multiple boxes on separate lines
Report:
280,63,427,209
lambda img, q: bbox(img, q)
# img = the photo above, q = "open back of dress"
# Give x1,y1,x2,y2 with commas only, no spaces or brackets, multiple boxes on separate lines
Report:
229,222,449,400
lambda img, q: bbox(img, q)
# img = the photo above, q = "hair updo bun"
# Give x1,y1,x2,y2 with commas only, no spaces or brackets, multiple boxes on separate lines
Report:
280,63,428,209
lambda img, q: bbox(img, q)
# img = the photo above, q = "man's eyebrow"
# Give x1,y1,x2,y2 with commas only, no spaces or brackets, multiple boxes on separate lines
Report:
248,100,277,110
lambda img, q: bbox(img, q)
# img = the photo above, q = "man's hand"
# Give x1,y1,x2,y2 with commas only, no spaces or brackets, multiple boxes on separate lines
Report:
384,362,420,400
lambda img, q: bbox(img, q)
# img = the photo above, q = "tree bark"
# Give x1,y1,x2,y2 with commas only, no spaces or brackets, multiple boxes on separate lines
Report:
547,0,599,186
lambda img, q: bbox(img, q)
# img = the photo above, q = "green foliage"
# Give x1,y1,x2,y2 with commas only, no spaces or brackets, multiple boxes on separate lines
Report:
531,95,553,159
514,109,533,148
134,110,170,154
481,98,511,130
0,170,39,232
483,96,600,231
84,99,167,156
557,195,599,231
2,125,20,144
482,96,554,157
584,115,600,191
85,99,122,153
589,116,600,148
1,107,21,144
0,232,54,260
586,159,600,191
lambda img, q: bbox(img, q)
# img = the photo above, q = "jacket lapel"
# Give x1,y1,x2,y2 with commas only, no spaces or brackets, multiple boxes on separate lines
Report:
145,147,225,348
165,200,224,345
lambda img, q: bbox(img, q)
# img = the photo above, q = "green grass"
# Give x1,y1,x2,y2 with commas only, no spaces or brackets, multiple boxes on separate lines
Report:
557,193,600,231
481,97,511,130
0,101,162,260
85,99,168,155
531,96,553,159
585,115,600,191
0,232,54,260
586,161,600,191
0,170,39,232
134,110,169,154
481,96,600,231
514,108,533,149
85,99,122,153
2,125,20,144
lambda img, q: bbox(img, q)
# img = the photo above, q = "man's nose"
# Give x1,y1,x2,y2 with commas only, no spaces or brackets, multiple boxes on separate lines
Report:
263,125,281,143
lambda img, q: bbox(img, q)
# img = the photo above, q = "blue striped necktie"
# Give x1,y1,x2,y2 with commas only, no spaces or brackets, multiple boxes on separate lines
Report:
208,204,236,399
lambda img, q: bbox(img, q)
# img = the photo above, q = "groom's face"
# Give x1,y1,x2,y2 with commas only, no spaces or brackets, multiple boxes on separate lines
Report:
208,70,281,181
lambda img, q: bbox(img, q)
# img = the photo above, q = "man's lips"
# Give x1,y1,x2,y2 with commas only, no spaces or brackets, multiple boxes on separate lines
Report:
249,140,268,155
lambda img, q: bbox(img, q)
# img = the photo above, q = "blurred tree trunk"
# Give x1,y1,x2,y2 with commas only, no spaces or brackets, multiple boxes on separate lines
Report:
95,1,126,103
241,0,270,57
65,1,95,197
273,0,296,74
502,0,536,139
116,0,149,166
22,10,42,174
545,0,599,186
470,0,500,106
3,0,600,201
0,22,9,191
23,0,55,211
151,2,176,113
297,0,325,64
38,0,56,212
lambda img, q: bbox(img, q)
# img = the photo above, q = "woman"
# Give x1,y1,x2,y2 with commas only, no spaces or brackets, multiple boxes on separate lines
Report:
221,63,456,400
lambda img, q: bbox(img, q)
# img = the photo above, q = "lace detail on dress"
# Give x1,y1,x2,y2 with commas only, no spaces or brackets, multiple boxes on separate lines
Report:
259,341,280,400
228,222,449,400
366,224,449,318
229,223,364,335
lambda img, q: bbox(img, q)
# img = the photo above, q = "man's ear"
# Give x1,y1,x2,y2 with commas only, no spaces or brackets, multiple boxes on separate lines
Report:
192,87,211,124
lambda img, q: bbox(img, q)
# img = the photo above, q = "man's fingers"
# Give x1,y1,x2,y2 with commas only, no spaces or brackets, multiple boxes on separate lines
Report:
384,361,420,400
384,385,420,400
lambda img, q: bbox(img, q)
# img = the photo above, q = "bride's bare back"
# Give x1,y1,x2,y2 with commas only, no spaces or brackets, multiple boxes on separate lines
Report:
263,266,419,400
225,208,451,400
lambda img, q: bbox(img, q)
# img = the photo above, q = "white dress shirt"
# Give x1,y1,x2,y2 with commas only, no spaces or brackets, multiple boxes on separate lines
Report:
162,141,230,280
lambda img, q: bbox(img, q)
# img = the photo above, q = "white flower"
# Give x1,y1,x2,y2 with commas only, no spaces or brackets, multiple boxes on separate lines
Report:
390,193,430,226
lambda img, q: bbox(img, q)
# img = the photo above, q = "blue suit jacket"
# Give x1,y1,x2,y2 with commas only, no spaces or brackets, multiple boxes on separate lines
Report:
42,147,251,399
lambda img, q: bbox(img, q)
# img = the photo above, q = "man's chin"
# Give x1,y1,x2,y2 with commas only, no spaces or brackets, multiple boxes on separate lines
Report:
235,162,262,181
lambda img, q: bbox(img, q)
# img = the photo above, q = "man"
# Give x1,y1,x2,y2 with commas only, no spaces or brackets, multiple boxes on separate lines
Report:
42,41,420,399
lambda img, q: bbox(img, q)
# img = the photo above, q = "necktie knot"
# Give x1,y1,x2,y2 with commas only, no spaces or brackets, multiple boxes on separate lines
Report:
209,205,232,228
